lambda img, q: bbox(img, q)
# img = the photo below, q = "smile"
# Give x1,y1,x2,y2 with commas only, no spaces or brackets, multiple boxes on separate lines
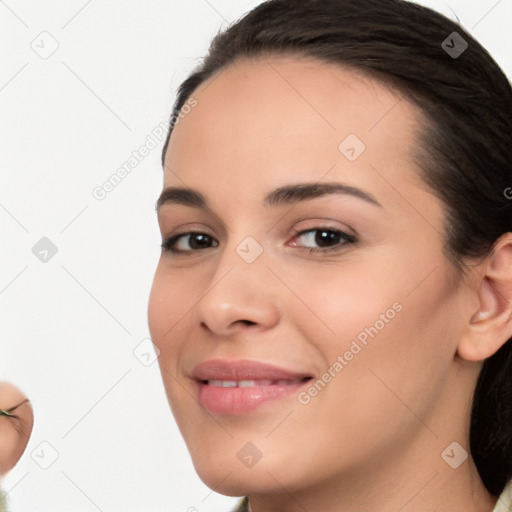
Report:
191,358,314,415
205,378,309,387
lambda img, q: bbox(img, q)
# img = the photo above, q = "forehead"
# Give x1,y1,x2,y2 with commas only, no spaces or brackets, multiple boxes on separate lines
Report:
163,56,429,210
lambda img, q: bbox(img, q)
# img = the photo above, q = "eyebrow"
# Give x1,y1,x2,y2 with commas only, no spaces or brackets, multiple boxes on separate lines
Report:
155,182,383,212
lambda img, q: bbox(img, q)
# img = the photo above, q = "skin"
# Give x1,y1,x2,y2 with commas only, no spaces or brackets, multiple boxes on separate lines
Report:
148,56,512,512
0,381,33,476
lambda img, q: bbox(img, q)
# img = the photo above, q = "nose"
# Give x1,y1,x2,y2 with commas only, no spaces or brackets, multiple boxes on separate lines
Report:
195,250,280,337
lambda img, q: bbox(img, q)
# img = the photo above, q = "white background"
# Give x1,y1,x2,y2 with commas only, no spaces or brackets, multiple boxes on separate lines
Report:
1,1,511,511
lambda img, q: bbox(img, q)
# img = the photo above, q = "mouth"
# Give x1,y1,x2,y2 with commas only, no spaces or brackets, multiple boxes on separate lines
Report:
191,359,314,415
203,377,311,387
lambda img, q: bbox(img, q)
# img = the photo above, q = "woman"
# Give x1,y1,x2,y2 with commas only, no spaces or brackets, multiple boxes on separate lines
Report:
148,0,512,510
0,381,34,512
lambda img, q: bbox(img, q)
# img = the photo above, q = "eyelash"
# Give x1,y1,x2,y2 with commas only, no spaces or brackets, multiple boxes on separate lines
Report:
0,398,29,421
160,227,356,255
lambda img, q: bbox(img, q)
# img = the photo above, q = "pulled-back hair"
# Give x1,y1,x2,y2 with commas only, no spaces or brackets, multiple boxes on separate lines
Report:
161,0,512,497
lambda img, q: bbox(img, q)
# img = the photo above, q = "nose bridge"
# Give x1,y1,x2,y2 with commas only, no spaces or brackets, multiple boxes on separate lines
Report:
212,228,268,283
195,232,279,333
206,233,269,305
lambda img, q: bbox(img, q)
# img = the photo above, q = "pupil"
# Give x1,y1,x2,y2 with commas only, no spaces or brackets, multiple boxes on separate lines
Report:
191,234,210,249
316,230,338,247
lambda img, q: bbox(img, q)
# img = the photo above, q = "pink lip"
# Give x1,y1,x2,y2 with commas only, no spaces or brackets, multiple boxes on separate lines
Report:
190,359,313,415
191,358,312,381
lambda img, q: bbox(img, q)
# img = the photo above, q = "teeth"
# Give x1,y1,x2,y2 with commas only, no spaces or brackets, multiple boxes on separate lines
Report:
208,380,237,387
206,379,305,387
238,380,257,387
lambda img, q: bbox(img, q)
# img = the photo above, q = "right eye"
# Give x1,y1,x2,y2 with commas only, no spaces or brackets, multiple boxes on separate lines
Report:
161,232,219,254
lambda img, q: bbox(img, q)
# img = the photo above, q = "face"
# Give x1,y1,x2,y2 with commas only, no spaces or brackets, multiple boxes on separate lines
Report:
0,381,33,476
148,56,472,496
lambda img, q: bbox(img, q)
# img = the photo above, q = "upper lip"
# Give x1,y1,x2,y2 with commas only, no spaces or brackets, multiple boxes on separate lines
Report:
190,359,313,381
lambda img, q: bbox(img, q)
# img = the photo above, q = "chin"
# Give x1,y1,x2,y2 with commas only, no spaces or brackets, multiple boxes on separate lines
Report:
194,464,272,497
190,443,299,497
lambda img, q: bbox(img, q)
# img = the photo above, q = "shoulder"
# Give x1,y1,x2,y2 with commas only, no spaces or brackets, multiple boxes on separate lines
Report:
0,486,8,512
492,479,512,512
229,496,249,512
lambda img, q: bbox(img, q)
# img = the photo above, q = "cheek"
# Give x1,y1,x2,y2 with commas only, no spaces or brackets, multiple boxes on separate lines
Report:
0,414,33,475
148,262,198,347
281,257,404,345
147,263,205,407
147,267,168,344
289,245,460,408
0,422,18,474
313,264,460,429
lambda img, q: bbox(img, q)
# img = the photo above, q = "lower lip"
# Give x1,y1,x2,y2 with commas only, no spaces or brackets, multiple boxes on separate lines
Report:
196,379,311,415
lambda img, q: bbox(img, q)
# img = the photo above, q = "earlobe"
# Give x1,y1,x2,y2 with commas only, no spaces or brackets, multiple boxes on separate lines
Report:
457,234,512,362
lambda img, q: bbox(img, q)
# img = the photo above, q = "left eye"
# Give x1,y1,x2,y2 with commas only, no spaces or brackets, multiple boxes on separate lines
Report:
290,228,356,253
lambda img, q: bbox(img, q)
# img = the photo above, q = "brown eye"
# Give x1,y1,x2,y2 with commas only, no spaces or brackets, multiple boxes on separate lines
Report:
161,232,219,253
290,228,356,253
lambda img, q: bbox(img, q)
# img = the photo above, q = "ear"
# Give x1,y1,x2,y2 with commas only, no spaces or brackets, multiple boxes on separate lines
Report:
457,233,512,361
